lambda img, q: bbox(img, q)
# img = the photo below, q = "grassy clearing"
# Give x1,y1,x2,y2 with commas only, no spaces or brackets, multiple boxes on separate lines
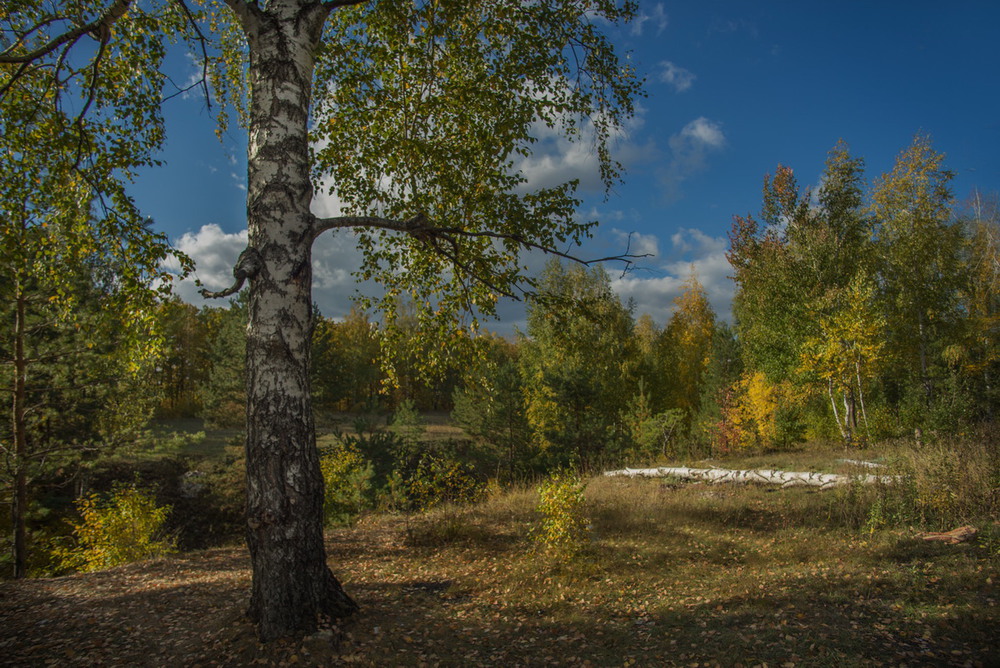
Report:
322,473,998,666
3,453,996,666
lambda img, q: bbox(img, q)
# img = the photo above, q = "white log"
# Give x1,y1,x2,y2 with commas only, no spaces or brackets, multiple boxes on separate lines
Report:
837,459,886,469
602,466,896,490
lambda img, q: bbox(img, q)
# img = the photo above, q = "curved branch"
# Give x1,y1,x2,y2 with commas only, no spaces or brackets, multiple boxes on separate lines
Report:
199,247,263,299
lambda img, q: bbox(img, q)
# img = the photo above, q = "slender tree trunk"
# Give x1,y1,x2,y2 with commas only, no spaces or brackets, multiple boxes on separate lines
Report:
237,2,356,640
918,313,931,402
828,379,847,443
11,284,28,579
856,360,870,435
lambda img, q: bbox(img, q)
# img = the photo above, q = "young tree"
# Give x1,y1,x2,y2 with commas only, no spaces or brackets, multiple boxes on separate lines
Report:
799,270,886,444
520,260,637,470
870,134,964,405
2,0,642,638
728,166,813,381
658,271,716,431
958,190,1000,418
451,336,530,481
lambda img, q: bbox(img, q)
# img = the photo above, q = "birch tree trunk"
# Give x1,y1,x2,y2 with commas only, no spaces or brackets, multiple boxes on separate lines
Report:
233,1,356,640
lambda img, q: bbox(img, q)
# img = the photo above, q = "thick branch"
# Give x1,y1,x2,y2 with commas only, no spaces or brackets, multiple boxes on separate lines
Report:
199,247,263,299
321,0,371,8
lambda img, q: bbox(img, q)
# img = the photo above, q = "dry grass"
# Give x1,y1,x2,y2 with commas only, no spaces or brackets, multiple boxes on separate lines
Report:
324,474,998,666
3,449,998,667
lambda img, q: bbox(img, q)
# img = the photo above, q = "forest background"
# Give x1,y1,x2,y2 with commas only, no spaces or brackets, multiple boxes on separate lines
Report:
3,130,999,577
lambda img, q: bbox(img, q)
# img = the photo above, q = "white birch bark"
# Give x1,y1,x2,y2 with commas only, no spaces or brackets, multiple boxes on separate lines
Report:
603,466,896,490
229,0,357,640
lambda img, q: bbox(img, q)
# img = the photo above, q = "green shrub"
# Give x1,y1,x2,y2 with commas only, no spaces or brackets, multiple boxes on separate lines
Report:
319,440,374,526
391,399,426,445
533,470,589,560
55,484,175,572
405,454,484,511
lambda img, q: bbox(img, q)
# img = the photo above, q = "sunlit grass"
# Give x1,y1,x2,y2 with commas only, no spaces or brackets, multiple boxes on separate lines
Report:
323,462,998,666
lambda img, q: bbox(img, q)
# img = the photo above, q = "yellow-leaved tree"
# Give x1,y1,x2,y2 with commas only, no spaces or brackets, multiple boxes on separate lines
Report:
659,271,716,433
800,270,886,445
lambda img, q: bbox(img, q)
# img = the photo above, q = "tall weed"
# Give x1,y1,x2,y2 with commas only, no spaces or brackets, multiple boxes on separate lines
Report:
834,430,1000,531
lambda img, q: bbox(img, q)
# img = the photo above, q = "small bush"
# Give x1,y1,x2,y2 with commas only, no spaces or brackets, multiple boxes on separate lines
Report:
319,440,374,526
407,454,484,511
383,453,485,512
55,484,176,572
533,470,589,560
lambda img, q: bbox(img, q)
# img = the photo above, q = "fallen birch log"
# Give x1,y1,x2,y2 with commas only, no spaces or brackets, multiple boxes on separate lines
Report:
916,525,978,544
838,459,886,469
603,466,896,490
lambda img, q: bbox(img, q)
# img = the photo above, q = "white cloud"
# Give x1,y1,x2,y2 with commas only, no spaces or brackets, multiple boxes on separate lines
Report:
608,227,734,324
514,109,655,193
659,61,696,93
164,222,367,318
660,117,727,202
679,117,726,149
165,224,247,305
631,3,668,37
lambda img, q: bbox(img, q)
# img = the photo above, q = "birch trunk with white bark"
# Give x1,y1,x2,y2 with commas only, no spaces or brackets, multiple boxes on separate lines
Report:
230,0,357,640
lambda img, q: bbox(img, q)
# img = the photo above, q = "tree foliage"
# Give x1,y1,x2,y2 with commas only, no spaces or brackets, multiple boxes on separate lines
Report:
520,260,636,470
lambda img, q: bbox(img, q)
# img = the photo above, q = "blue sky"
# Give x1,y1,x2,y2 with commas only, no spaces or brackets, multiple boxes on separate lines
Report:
136,1,1000,333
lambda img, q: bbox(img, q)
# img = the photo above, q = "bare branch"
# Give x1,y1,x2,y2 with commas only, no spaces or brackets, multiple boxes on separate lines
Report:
0,15,70,59
171,0,212,109
313,211,651,303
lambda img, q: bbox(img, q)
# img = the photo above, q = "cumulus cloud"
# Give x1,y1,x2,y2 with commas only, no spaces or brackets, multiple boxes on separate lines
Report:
164,224,247,306
660,117,726,202
608,227,734,324
659,61,696,93
514,109,655,193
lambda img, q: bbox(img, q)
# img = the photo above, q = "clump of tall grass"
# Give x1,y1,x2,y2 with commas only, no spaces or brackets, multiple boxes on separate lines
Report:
834,427,1000,533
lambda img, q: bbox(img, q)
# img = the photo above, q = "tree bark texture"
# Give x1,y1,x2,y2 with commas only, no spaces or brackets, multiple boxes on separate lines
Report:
238,2,356,640
604,466,896,490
